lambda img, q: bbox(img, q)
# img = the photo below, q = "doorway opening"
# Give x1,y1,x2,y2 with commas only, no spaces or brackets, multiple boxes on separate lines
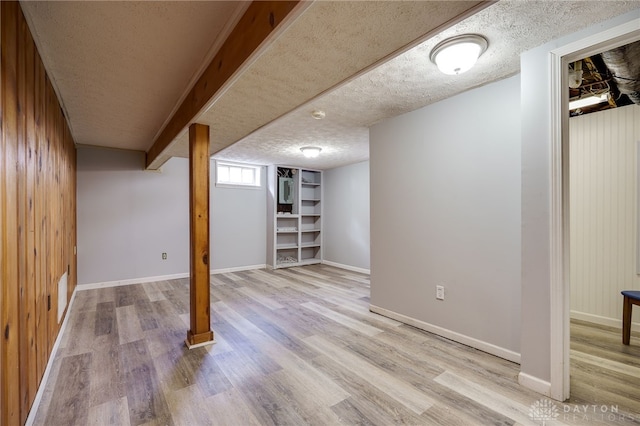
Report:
549,17,640,401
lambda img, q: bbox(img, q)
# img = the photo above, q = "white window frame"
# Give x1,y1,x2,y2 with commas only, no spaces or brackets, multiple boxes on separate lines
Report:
215,161,262,189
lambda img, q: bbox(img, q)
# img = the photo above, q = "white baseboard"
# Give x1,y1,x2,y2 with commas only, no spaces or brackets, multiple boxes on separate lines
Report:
518,372,552,398
77,272,190,290
369,304,521,364
77,265,268,290
322,260,370,275
570,310,640,329
26,290,78,426
211,264,266,275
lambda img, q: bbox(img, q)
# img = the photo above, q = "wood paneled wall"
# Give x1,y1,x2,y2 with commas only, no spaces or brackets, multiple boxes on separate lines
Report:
1,2,77,424
570,104,640,327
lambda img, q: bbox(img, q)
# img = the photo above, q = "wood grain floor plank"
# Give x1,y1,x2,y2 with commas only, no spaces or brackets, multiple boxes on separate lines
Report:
95,301,117,337
164,384,213,426
203,387,264,426
116,304,145,345
119,339,173,426
301,301,384,336
236,375,311,426
87,397,131,426
248,269,292,288
153,345,233,397
89,340,125,407
330,398,377,426
134,298,159,331
31,268,640,425
115,284,145,308
304,334,434,415
236,285,285,310
44,353,92,426
434,370,542,425
215,301,350,407
60,309,97,356
141,281,167,302
310,354,428,424
162,289,189,314
572,349,640,379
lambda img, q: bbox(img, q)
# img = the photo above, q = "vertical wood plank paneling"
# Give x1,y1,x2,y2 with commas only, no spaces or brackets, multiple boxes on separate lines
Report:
16,8,29,418
570,105,640,326
34,53,47,382
1,2,21,424
24,15,38,413
0,4,5,423
1,3,77,422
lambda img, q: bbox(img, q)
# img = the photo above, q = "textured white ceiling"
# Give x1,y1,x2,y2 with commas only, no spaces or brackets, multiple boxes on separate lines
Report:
158,0,486,168
215,0,640,170
21,1,640,171
20,1,249,151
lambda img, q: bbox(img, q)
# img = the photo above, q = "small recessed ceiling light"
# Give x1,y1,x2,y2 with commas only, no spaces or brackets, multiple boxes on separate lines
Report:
311,110,326,120
430,34,488,75
300,146,322,158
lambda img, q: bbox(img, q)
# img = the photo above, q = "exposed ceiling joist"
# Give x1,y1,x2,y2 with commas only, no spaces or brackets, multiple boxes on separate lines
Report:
146,0,304,169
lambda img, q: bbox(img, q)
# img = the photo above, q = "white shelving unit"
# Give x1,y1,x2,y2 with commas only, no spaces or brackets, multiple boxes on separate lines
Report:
267,166,322,269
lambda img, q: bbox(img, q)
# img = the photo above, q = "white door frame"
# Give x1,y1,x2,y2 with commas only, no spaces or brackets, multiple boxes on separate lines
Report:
548,17,640,401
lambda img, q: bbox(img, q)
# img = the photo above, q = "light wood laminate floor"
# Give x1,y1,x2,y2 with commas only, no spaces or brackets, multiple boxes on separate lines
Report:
31,265,640,425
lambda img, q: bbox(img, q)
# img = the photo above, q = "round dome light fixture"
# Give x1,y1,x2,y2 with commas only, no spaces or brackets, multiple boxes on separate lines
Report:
429,34,488,75
311,110,326,120
300,146,322,158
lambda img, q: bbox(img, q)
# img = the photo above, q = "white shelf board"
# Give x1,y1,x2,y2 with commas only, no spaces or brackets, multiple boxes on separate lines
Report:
276,244,298,250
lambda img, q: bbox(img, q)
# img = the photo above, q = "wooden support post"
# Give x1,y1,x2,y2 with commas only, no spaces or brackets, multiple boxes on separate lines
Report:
186,123,214,348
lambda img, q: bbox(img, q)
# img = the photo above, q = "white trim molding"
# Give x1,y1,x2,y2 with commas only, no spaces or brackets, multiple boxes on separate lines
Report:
370,304,521,364
570,310,640,330
211,264,266,275
77,272,190,290
518,372,552,397
322,260,370,275
77,264,268,289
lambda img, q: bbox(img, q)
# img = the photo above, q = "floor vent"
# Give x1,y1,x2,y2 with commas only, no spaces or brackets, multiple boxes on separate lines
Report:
57,272,67,323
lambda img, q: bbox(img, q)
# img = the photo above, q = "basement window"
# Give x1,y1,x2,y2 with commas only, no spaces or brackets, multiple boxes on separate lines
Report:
215,161,261,188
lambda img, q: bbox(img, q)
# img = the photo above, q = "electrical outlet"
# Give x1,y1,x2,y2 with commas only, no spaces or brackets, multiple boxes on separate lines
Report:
162,252,167,260
436,285,445,300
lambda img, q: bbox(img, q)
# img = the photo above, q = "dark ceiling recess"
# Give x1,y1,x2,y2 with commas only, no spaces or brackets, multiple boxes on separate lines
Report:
569,39,640,117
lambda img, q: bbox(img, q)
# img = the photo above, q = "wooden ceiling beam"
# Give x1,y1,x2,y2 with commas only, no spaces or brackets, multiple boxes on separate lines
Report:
145,0,301,169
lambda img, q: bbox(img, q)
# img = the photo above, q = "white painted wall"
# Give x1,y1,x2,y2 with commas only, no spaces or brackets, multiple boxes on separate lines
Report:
570,105,640,326
369,75,521,357
211,174,266,271
520,9,640,386
323,161,370,272
77,146,266,285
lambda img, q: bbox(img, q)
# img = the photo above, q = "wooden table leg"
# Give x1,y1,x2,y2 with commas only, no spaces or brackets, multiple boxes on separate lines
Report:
623,296,632,345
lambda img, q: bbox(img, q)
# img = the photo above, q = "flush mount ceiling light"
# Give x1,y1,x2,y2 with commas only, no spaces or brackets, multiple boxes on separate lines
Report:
300,146,322,158
311,110,326,120
429,34,488,75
